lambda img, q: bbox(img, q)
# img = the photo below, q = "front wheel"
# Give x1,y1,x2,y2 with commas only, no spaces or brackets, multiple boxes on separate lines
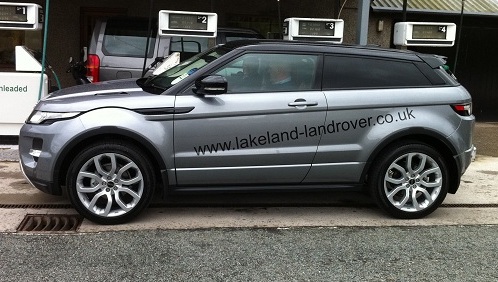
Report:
66,141,155,224
369,142,450,219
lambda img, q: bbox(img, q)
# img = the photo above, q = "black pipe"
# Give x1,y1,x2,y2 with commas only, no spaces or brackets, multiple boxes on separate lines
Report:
402,0,408,21
277,0,282,38
142,0,154,78
454,0,465,75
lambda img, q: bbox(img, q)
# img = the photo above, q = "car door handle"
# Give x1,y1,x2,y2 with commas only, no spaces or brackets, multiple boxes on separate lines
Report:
288,99,318,107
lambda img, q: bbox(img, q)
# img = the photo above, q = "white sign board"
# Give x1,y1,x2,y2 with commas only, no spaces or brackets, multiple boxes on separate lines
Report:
394,22,456,47
0,72,47,135
158,10,217,37
0,2,42,30
284,17,344,43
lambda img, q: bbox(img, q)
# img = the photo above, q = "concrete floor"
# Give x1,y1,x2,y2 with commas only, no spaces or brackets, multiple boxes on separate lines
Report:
0,122,497,232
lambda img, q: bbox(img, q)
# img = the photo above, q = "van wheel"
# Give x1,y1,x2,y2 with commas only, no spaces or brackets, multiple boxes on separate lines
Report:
369,142,449,219
66,141,155,225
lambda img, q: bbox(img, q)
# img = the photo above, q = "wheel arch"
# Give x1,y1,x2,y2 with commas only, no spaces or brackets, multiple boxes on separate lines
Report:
53,126,167,195
361,127,461,194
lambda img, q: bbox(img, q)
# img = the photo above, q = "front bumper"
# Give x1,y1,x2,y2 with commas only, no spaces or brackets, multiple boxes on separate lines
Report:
19,160,58,195
18,118,86,196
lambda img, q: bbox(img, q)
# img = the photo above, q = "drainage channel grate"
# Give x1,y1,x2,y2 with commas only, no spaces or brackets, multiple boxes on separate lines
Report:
2,203,498,209
0,204,72,209
17,214,83,232
441,203,498,208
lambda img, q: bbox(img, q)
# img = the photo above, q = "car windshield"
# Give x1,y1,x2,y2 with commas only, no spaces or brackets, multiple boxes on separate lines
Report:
141,46,230,92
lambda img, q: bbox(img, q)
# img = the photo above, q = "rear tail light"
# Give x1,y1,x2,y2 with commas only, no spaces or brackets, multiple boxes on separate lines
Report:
451,103,472,116
86,54,100,83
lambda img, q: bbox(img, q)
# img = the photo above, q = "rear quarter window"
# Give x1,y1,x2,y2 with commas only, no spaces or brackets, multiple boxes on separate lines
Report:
323,55,433,89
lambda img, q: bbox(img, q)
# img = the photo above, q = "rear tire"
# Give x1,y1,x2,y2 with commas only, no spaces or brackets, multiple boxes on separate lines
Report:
66,141,155,224
369,142,449,219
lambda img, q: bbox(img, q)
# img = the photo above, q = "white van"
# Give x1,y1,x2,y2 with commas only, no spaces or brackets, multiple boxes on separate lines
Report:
86,17,264,82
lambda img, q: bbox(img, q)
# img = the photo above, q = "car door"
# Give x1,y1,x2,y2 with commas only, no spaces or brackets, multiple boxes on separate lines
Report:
173,52,326,186
304,54,435,184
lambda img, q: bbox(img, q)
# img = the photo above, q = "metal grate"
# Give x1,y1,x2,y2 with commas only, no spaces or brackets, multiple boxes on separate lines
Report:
0,204,72,209
2,203,498,210
17,214,83,232
441,203,498,208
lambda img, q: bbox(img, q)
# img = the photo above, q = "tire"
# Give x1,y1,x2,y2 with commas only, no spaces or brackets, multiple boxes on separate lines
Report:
368,142,449,219
66,141,156,224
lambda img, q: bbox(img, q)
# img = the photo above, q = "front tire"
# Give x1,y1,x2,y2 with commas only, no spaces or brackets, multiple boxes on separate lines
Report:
369,142,449,219
66,141,155,224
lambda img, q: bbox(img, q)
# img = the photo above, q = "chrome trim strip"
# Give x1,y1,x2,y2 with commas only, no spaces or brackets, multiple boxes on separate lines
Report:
46,88,142,100
28,149,42,158
19,161,36,188
176,164,310,171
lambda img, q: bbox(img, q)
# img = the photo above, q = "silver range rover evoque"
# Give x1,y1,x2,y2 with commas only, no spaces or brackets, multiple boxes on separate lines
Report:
19,40,475,224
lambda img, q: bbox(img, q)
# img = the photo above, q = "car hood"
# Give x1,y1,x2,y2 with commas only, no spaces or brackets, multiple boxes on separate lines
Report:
36,79,175,113
47,79,142,98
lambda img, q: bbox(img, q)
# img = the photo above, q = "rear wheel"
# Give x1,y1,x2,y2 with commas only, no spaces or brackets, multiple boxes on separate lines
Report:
66,141,155,224
369,142,449,219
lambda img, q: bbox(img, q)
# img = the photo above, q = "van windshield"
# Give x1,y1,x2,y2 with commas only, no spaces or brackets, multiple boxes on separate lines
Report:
141,46,229,92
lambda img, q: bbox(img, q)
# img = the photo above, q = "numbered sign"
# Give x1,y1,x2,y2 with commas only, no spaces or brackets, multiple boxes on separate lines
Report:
158,10,217,38
284,18,344,43
0,2,42,30
394,22,456,47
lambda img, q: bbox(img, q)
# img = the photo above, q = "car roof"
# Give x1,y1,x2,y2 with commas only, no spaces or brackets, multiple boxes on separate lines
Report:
222,39,441,63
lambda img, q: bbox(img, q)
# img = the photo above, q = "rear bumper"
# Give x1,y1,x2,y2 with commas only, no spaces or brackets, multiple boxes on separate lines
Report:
448,144,475,194
457,144,476,175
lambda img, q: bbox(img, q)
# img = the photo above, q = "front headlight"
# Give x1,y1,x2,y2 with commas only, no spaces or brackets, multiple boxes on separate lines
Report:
27,111,80,124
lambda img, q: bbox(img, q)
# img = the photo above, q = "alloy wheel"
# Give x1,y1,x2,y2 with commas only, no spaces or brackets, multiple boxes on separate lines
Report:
75,153,144,218
383,152,443,213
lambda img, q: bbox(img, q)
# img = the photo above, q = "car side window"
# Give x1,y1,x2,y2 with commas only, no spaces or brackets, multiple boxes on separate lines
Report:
214,53,319,93
323,55,432,89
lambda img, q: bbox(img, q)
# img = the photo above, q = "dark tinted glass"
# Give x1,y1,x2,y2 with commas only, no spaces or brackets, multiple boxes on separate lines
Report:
215,53,319,93
323,55,432,89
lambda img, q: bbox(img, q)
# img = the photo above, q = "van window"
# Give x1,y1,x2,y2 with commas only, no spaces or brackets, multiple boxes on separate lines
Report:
323,55,432,89
170,37,209,53
102,19,157,58
170,37,214,61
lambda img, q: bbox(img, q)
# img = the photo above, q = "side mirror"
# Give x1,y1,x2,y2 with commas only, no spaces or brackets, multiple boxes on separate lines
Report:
194,75,227,95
